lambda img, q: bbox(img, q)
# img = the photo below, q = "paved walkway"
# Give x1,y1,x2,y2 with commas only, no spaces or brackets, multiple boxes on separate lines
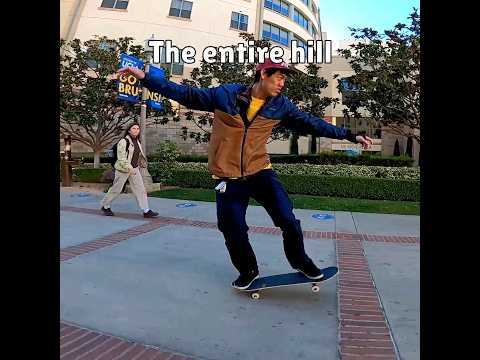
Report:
60,188,419,360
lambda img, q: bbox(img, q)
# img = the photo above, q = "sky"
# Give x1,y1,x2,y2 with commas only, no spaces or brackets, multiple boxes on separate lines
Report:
319,0,420,43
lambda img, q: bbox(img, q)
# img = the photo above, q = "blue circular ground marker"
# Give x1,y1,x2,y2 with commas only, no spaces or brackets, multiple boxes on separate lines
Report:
312,213,335,220
71,192,91,198
176,203,197,208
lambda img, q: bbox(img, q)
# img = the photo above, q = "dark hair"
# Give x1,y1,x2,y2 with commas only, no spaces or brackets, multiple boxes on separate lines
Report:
123,122,141,138
254,68,291,83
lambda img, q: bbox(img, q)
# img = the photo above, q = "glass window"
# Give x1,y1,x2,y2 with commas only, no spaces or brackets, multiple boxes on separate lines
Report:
263,23,288,46
265,0,289,17
169,0,192,19
231,12,248,31
281,1,289,16
263,23,271,39
272,0,281,13
101,0,129,9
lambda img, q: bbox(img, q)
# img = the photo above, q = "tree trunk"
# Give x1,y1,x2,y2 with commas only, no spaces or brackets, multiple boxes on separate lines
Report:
94,150,101,169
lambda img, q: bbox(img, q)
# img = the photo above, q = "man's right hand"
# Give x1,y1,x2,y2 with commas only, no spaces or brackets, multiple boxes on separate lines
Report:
117,66,146,80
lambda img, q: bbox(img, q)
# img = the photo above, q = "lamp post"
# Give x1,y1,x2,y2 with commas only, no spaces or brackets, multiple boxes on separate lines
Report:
61,135,79,187
138,41,154,190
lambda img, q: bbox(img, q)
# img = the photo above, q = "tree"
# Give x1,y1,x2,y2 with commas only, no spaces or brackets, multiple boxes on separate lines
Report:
60,36,177,168
175,33,337,153
336,8,420,143
282,63,339,154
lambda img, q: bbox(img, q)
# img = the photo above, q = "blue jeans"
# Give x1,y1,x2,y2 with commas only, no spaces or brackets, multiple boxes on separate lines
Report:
215,169,312,276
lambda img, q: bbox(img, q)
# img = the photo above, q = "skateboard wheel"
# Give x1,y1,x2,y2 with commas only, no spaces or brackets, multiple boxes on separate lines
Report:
311,285,320,293
251,292,260,300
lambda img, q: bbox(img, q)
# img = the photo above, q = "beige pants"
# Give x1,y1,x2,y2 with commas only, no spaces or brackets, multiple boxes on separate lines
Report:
101,167,149,211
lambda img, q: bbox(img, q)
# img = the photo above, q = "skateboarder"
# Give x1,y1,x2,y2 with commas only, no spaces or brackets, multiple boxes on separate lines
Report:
118,59,372,289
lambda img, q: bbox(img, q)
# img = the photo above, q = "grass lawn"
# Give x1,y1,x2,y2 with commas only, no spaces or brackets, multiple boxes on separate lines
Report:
149,187,419,215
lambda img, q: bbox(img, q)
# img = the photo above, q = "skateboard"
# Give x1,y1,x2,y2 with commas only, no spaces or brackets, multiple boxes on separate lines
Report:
238,266,339,300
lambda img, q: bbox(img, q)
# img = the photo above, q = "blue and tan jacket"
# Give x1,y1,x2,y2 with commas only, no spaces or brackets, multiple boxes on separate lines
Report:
142,71,358,178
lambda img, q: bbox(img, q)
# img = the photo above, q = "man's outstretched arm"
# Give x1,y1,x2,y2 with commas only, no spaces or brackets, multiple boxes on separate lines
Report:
282,98,373,149
117,66,217,112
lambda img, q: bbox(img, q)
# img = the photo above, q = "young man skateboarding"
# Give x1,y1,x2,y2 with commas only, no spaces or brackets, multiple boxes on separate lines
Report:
118,59,372,289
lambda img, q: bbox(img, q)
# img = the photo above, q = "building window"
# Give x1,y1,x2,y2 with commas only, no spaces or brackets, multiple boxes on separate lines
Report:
169,0,193,19
294,9,309,31
156,48,184,76
338,117,381,140
293,36,307,50
339,78,360,93
311,26,317,38
263,23,288,46
100,0,129,9
339,78,361,105
265,0,289,17
231,12,248,31
170,63,184,75
99,41,117,52
301,0,309,6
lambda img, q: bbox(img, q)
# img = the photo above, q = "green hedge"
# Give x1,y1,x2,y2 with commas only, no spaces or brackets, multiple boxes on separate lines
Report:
153,162,420,181
77,151,415,167
175,154,209,163
158,169,419,201
69,163,419,201
272,163,419,180
279,174,419,201
71,153,112,164
268,153,415,167
156,152,415,167
72,168,108,183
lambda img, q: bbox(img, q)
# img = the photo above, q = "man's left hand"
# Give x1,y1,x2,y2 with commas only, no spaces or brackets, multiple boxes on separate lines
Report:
356,135,373,150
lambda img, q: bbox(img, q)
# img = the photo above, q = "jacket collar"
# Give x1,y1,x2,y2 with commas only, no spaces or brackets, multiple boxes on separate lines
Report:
125,134,145,157
236,83,273,109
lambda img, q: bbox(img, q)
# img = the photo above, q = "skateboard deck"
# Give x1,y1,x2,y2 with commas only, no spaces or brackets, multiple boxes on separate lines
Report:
238,266,339,299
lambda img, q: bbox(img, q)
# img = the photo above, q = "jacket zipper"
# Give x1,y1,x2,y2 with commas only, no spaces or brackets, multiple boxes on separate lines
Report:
240,128,248,177
239,100,270,177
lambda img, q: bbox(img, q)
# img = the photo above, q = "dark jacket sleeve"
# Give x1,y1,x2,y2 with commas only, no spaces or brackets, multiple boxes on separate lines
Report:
141,71,217,112
282,97,358,142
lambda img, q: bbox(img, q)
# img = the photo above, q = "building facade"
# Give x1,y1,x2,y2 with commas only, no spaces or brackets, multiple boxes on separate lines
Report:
60,1,419,164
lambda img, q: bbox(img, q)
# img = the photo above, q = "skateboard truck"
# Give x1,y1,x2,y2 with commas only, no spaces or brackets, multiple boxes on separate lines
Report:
250,283,320,300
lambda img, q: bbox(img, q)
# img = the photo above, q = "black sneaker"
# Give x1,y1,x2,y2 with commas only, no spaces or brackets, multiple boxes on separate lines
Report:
143,210,159,218
101,207,114,216
295,261,324,280
232,271,260,290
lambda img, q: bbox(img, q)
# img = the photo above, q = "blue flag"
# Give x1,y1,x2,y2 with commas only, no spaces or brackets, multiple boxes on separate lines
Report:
117,53,144,103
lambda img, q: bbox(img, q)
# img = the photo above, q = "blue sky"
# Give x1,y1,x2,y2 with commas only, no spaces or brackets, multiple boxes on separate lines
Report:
319,0,420,41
